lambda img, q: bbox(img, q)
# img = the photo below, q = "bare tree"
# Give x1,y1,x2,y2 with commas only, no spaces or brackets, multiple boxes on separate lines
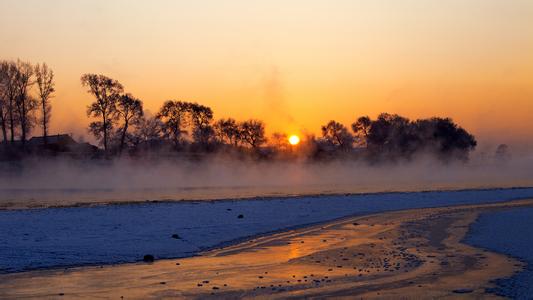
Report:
213,118,240,146
239,119,266,149
81,74,123,152
132,115,162,145
35,63,55,145
14,60,36,147
156,100,190,147
0,62,9,144
269,132,289,151
351,116,371,147
116,93,143,154
321,120,353,150
189,103,214,146
1,61,20,143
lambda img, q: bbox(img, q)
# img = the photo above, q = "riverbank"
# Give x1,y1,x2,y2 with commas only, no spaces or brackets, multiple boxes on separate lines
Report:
2,199,531,299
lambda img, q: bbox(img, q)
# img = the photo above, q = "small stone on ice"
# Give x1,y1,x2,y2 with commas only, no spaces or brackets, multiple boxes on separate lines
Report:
143,254,155,262
453,288,473,294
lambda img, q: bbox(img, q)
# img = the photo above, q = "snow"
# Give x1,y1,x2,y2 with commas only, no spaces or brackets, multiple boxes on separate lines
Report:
464,207,533,299
1,187,533,273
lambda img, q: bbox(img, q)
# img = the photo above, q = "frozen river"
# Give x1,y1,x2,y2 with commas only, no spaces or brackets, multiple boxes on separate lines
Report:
2,187,533,273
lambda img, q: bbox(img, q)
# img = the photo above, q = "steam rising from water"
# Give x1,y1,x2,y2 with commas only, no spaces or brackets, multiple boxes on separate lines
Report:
1,154,533,209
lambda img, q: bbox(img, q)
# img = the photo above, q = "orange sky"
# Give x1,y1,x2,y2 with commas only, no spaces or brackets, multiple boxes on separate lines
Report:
1,0,532,146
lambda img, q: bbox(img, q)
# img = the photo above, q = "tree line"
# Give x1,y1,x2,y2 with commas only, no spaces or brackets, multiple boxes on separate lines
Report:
1,60,478,162
319,114,477,162
80,73,268,155
0,59,54,147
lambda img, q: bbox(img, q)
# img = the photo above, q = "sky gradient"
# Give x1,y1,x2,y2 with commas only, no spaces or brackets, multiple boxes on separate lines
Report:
1,0,532,146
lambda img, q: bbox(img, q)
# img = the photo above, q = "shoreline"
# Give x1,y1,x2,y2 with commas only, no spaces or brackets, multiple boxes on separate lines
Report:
2,185,533,211
1,200,531,299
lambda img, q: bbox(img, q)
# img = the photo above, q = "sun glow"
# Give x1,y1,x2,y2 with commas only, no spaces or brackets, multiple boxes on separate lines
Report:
288,135,300,145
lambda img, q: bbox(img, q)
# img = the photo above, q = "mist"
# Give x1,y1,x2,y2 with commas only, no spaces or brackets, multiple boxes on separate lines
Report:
1,150,533,210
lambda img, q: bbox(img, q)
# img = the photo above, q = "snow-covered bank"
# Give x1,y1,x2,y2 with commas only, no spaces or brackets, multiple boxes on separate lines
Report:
2,187,533,273
464,207,533,299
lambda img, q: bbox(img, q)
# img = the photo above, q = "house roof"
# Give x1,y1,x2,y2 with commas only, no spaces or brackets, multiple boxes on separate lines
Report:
28,134,77,145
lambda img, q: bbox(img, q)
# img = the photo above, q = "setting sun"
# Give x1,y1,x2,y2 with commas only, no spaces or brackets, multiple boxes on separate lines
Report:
288,135,300,145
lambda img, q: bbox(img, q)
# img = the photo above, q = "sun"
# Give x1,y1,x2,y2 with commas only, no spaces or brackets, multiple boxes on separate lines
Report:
288,135,300,145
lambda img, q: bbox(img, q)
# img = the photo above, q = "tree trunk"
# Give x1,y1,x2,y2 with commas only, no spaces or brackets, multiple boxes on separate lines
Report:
9,98,14,143
0,113,7,145
43,123,47,146
1,123,6,144
42,101,47,146
119,120,128,155
103,116,108,152
20,101,26,148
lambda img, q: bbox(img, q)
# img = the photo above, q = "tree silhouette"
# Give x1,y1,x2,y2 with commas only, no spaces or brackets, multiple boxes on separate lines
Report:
213,118,240,146
116,93,143,154
351,116,371,146
269,132,289,151
14,60,36,147
321,120,353,150
413,117,476,160
35,63,55,146
366,113,413,157
81,74,124,152
353,113,477,161
0,61,19,143
0,62,9,144
189,103,214,147
156,100,190,147
239,120,266,149
131,116,162,148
